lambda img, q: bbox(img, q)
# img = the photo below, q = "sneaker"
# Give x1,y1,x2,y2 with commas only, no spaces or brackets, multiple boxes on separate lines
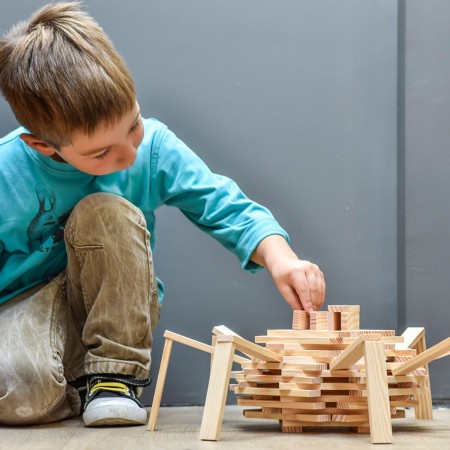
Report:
82,374,151,427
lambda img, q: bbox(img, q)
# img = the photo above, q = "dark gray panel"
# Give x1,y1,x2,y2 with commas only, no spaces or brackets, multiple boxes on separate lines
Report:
403,0,450,400
0,1,397,405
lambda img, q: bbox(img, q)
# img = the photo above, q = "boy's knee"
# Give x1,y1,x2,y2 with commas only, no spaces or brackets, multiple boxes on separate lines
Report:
68,193,147,232
0,360,67,425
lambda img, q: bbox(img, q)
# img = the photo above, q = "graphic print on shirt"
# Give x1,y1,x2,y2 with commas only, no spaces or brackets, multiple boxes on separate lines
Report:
26,182,71,253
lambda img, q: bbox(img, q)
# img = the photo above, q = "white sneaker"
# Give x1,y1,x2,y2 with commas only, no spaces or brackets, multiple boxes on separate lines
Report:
82,375,150,427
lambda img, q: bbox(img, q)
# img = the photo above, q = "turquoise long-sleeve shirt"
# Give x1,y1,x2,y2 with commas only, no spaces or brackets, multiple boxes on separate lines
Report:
0,119,289,305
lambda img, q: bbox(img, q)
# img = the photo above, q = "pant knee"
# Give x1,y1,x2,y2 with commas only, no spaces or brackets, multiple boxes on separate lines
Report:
0,362,68,425
71,193,146,227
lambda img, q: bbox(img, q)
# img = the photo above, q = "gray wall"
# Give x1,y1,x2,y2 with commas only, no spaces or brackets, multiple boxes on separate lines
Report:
2,0,434,407
400,0,450,401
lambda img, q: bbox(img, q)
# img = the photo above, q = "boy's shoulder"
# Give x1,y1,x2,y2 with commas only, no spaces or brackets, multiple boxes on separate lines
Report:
0,126,26,147
142,117,167,140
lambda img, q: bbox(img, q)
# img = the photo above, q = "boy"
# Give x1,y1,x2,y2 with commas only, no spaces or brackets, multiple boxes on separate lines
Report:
0,2,325,427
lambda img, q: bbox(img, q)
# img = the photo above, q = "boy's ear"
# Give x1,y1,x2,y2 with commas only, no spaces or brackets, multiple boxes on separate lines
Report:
19,133,57,156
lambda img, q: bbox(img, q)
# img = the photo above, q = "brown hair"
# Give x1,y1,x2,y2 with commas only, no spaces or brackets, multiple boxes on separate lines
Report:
0,2,136,148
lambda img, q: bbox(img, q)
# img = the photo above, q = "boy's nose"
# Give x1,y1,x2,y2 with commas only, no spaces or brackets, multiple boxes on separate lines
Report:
116,145,137,167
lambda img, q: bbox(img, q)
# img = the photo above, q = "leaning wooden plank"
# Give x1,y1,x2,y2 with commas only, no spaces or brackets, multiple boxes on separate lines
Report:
385,349,416,357
391,337,450,375
163,330,248,364
147,338,173,431
216,334,283,362
364,341,393,444
199,341,236,441
330,335,380,370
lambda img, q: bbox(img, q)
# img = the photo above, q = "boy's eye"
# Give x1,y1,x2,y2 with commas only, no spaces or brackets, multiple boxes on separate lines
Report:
129,117,142,133
95,148,111,160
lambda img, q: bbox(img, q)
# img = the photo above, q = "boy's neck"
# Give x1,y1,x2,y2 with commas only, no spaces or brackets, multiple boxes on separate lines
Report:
49,153,66,163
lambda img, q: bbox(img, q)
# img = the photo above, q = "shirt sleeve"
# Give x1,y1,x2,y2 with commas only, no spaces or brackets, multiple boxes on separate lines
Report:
150,126,290,272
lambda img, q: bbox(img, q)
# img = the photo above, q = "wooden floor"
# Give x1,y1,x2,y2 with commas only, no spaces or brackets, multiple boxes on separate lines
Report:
3,406,450,450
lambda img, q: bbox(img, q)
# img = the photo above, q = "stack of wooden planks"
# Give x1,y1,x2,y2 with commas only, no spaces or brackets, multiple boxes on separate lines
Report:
230,305,434,442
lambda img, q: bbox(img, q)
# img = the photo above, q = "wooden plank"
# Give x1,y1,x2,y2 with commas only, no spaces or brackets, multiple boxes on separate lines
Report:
216,334,282,362
164,330,247,364
332,414,369,423
330,335,380,370
234,374,322,384
212,325,242,337
268,329,351,338
286,395,368,403
237,398,326,409
292,310,310,330
301,369,367,378
328,311,341,331
255,336,345,345
391,337,450,375
233,386,321,397
281,419,370,428
280,382,366,391
352,329,396,337
244,409,331,422
414,334,433,420
147,338,173,431
328,305,361,312
385,349,416,357
340,311,360,331
396,327,425,350
364,341,393,444
310,311,329,330
241,361,327,370
200,341,236,441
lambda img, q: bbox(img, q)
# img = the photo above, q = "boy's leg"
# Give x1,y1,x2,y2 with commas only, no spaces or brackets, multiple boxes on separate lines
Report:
0,277,81,425
63,193,160,425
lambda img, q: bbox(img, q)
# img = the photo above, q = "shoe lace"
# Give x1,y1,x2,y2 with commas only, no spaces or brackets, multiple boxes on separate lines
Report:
89,381,131,396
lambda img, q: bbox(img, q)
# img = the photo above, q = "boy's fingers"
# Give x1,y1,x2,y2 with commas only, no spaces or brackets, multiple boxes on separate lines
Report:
306,270,320,309
291,270,312,313
279,284,303,310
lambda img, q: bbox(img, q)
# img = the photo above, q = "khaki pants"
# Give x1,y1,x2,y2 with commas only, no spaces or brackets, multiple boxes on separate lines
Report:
0,193,160,425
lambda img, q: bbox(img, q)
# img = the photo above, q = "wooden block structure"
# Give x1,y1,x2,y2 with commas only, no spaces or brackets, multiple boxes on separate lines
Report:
149,305,449,444
232,305,447,444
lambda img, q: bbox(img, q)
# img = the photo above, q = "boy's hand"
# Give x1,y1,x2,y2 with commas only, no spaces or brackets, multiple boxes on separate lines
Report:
251,235,326,313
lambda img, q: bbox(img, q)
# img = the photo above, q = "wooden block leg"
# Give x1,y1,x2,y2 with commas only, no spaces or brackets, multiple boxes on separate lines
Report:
199,341,236,441
414,335,433,420
364,341,393,444
147,338,173,431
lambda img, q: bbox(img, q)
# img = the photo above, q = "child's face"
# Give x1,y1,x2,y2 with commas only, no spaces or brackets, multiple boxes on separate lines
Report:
55,102,144,176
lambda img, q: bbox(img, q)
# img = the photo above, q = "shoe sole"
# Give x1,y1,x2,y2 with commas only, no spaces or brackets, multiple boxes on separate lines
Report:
83,398,147,427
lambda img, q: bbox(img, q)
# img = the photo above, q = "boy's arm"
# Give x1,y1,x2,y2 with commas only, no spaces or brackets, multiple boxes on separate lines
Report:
250,235,325,313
